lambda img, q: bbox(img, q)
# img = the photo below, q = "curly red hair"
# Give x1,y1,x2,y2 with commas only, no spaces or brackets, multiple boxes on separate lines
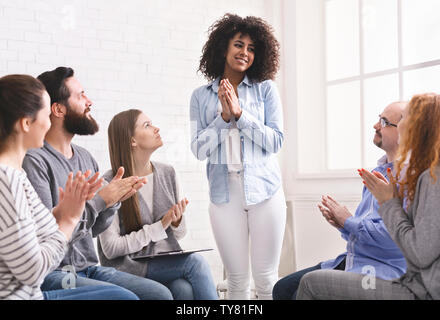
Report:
396,93,440,203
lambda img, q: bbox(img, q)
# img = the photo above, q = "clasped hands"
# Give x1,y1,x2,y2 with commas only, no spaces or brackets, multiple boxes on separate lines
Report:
218,78,242,122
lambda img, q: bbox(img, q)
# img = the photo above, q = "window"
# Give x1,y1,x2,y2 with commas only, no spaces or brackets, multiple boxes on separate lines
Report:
324,0,440,170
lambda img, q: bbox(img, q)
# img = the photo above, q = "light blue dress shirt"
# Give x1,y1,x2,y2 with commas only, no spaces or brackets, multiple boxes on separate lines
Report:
190,75,284,205
321,155,407,280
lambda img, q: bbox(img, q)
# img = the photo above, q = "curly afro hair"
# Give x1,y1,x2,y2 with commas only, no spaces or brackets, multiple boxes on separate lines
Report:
198,13,280,83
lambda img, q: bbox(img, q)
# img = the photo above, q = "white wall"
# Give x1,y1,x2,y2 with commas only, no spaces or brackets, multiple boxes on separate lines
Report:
281,0,363,271
0,0,287,285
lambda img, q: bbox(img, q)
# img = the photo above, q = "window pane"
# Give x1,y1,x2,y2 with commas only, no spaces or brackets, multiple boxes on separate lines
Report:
363,74,400,168
362,0,398,73
403,65,440,100
327,81,361,170
325,0,360,81
402,0,440,65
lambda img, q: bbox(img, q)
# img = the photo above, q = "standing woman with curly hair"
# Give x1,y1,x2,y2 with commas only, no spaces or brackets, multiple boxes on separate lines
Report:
190,13,286,300
297,93,440,300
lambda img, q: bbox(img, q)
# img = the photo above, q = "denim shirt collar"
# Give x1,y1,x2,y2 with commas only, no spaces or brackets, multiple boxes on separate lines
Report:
376,155,394,175
209,74,252,93
377,154,390,167
377,154,393,167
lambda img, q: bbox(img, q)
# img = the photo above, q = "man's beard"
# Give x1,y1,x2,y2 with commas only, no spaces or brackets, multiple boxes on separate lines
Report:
64,106,99,136
373,131,383,148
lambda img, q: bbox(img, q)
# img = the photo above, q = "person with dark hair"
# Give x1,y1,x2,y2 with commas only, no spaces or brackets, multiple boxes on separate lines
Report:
22,67,176,300
190,14,286,299
36,67,99,136
97,109,218,300
297,93,440,300
0,74,138,300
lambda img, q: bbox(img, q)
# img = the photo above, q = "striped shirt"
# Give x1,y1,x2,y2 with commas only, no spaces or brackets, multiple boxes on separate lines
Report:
0,164,67,300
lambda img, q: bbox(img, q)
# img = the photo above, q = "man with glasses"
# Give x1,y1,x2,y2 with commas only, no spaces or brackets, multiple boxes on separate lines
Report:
273,101,407,300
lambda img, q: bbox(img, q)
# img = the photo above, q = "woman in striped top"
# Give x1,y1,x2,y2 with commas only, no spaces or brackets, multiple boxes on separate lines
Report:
0,74,138,300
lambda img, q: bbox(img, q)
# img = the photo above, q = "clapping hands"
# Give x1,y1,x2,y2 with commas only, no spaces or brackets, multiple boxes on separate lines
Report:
358,168,398,205
161,198,189,229
98,167,147,208
53,170,103,239
318,195,352,229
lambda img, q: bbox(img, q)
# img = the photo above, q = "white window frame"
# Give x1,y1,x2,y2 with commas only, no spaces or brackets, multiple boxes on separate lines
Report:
323,0,440,172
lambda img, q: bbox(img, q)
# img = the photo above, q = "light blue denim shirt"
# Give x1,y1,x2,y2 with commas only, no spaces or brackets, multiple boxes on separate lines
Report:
190,75,284,205
321,155,407,280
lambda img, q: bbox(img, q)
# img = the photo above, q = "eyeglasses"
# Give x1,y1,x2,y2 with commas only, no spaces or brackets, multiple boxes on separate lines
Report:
379,116,398,128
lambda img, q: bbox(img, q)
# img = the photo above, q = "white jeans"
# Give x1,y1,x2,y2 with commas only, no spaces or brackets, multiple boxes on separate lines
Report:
209,172,286,300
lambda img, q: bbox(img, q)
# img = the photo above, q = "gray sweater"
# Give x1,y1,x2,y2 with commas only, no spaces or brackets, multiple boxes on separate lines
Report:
22,141,119,272
379,166,440,300
97,161,186,277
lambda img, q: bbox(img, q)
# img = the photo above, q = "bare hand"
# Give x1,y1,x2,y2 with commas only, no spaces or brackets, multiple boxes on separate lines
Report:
53,171,91,239
161,205,177,230
221,79,242,119
359,168,397,205
317,203,342,229
218,81,232,122
161,198,189,229
82,170,104,201
171,198,189,227
319,195,352,228
98,167,142,208
119,177,148,203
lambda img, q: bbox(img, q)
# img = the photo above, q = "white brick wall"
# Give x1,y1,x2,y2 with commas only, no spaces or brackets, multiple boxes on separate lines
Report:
0,0,281,286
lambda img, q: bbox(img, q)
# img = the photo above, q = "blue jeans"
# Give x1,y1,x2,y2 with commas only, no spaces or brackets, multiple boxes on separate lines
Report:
43,285,139,300
272,263,322,300
146,253,218,300
41,265,173,300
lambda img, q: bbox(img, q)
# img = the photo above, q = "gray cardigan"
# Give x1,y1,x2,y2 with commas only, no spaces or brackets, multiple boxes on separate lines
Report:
97,161,186,277
379,166,440,299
